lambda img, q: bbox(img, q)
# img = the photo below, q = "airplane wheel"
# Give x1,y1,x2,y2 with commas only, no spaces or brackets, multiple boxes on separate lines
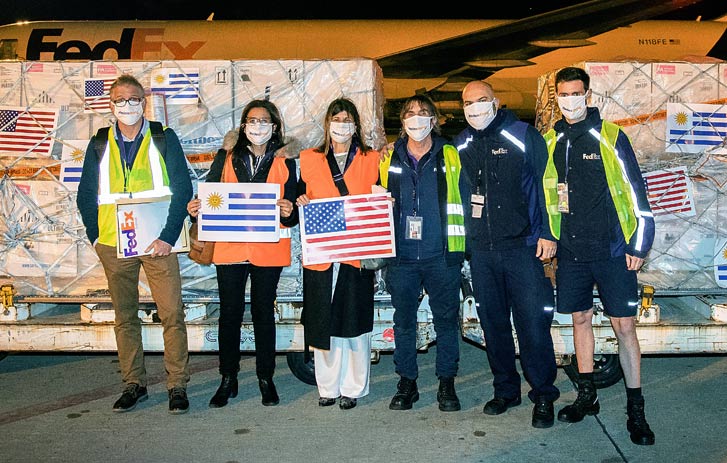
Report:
563,354,623,389
286,351,317,386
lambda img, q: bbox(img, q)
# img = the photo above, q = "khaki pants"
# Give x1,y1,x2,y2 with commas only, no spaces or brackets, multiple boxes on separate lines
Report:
96,244,190,390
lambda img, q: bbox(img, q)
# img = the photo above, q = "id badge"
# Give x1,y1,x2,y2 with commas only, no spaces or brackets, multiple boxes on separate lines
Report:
557,183,570,213
406,216,423,240
471,194,485,219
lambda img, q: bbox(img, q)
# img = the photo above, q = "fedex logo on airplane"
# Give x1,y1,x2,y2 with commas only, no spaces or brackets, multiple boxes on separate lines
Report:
26,28,205,60
120,210,139,257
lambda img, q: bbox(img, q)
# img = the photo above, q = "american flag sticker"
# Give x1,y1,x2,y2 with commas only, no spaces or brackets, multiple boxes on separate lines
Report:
0,106,59,157
643,166,696,217
300,193,396,266
149,68,200,105
715,238,727,288
198,182,280,243
83,77,115,113
60,139,89,191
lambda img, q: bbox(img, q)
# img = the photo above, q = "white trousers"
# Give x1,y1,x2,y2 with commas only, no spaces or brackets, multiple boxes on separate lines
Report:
314,332,372,399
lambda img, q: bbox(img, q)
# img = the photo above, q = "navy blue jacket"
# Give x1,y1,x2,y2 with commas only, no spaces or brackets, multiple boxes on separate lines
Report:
387,134,469,265
453,109,552,252
552,107,655,261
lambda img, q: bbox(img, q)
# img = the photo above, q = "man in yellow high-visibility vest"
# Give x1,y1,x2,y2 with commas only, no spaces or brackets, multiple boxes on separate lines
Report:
543,66,655,446
77,74,193,415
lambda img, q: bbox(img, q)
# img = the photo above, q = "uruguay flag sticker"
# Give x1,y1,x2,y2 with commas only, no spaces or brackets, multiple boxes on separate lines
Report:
715,238,727,288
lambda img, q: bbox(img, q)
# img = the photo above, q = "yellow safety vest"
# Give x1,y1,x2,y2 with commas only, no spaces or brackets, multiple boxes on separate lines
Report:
379,144,465,252
97,126,171,246
543,121,637,241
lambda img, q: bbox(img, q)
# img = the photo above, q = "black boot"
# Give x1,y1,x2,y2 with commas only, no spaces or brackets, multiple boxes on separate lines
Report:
627,396,655,445
557,378,599,423
389,377,419,410
259,377,279,406
437,377,461,412
209,374,238,408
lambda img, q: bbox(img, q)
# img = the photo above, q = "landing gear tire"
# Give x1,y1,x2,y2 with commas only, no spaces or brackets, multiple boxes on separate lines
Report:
563,354,624,389
286,351,317,386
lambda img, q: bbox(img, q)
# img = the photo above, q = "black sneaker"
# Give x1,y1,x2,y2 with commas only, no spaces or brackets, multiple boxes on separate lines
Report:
389,377,419,410
482,396,521,415
168,387,189,415
532,398,555,428
437,377,461,412
557,379,599,423
627,396,655,445
112,384,148,413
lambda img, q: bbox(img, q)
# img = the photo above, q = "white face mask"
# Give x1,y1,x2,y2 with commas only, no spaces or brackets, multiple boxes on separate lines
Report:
557,95,588,121
404,115,434,142
464,100,497,130
330,121,355,144
245,122,273,146
114,104,144,126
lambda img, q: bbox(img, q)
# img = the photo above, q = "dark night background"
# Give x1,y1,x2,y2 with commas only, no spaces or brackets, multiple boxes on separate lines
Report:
2,0,726,23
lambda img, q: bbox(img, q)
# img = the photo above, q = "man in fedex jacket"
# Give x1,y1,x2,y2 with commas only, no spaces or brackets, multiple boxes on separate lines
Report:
453,80,560,429
543,66,656,445
77,74,193,415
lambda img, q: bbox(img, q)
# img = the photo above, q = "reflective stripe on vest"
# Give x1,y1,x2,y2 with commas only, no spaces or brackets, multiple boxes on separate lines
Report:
97,127,171,246
543,121,638,242
380,145,465,252
542,130,562,238
443,145,466,252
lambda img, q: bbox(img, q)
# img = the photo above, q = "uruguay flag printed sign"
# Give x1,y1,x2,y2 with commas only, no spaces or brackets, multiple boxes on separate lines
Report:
197,182,280,242
715,238,727,288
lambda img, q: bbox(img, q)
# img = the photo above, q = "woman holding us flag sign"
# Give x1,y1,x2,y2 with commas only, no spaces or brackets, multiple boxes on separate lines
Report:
187,100,299,409
296,98,382,410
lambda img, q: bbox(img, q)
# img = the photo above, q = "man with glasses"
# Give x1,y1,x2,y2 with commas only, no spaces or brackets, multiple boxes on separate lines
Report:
77,74,193,415
453,80,560,428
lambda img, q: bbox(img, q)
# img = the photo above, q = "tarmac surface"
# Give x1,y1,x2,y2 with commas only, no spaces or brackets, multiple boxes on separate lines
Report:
1,340,726,463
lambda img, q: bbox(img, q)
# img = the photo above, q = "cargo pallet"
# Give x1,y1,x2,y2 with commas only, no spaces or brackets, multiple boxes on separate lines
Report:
2,284,727,388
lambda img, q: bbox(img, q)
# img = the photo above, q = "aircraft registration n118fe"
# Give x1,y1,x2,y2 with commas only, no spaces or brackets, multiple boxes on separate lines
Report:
1,0,725,132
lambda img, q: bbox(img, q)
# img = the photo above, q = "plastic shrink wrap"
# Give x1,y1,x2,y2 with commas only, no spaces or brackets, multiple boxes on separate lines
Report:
0,59,386,298
536,60,727,292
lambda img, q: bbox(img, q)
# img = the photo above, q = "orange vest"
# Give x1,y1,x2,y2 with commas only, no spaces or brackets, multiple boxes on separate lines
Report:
299,146,380,271
213,155,292,266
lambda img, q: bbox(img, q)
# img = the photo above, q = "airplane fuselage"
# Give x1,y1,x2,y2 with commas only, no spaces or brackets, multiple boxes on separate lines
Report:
1,19,725,122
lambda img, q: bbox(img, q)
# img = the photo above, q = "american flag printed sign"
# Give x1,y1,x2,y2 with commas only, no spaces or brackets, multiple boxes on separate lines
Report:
149,68,200,105
0,106,59,157
83,78,115,113
666,102,727,153
642,166,696,217
300,193,395,266
197,182,280,242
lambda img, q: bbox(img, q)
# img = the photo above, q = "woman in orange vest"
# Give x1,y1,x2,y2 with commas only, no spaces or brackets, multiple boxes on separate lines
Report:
296,98,381,410
187,100,298,408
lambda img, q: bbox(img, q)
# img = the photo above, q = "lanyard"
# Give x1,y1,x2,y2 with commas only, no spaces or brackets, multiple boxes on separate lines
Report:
115,125,143,192
564,139,571,184
115,125,143,170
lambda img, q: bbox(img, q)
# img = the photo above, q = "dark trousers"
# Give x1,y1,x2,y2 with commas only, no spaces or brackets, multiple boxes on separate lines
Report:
470,246,560,403
385,256,461,380
216,263,282,379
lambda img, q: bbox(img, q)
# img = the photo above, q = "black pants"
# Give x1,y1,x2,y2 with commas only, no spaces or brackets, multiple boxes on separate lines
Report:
216,263,283,378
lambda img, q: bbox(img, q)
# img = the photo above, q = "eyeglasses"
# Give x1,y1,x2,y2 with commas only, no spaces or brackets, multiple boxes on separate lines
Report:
112,97,144,107
245,118,272,125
